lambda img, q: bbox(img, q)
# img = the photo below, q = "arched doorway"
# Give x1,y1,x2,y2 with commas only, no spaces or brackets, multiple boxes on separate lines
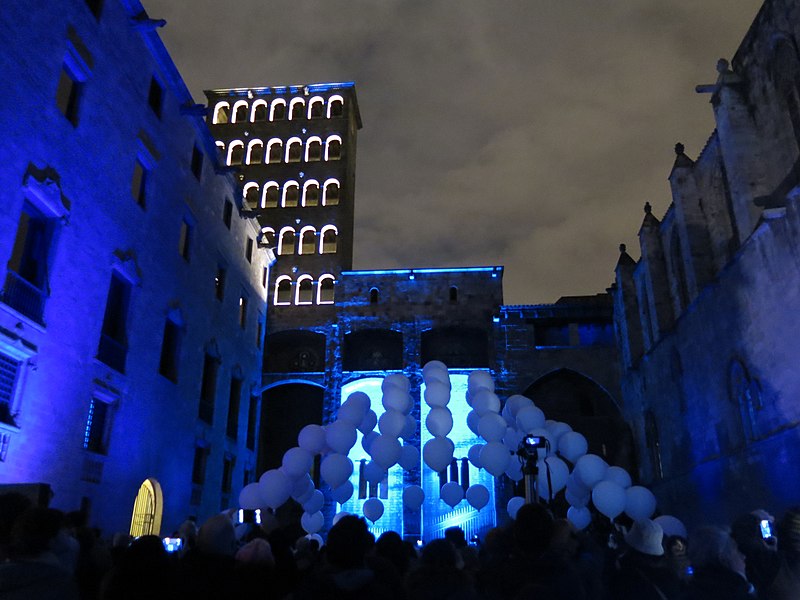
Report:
129,478,163,537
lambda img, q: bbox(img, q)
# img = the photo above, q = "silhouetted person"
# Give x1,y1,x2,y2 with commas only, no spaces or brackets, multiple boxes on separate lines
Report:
610,519,682,599
405,538,478,600
764,507,800,600
731,511,779,595
682,526,755,600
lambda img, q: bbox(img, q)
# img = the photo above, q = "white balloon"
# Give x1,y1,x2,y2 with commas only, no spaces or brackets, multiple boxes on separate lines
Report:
546,421,573,449
466,410,481,436
379,409,406,438
338,400,367,426
363,460,387,484
403,485,425,511
332,511,350,525
382,387,412,414
422,360,449,378
567,506,592,530
503,395,533,420
369,434,402,469
565,488,589,508
507,496,526,520
467,370,495,395
625,486,657,520
400,414,416,440
575,454,608,489
345,391,371,414
424,380,450,407
361,431,379,454
566,472,590,498
258,469,291,509
654,515,688,539
363,498,384,523
478,413,507,442
504,457,523,481
503,427,525,452
559,432,589,463
239,483,263,509
468,444,484,468
516,405,546,432
605,466,632,489
301,511,324,534
472,389,501,416
440,482,464,508
302,489,324,514
282,447,314,478
426,407,453,437
382,373,410,393
398,444,421,471
535,456,569,500
320,454,353,489
326,421,357,455
291,474,314,500
479,442,511,477
331,481,354,504
358,410,378,435
423,436,455,472
592,480,627,519
466,484,490,510
298,424,327,454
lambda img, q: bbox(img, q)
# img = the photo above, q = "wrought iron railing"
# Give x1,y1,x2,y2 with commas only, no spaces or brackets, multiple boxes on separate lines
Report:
1,271,45,324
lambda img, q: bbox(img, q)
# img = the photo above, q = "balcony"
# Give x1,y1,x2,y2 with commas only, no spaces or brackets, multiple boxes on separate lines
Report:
97,333,127,373
1,271,45,324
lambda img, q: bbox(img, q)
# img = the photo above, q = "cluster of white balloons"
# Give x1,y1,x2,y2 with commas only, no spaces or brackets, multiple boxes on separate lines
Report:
421,362,491,511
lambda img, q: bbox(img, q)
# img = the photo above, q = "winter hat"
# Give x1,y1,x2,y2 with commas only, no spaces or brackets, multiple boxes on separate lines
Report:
625,519,664,556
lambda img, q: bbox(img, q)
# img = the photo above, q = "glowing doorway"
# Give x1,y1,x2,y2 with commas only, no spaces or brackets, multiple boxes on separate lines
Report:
129,478,163,537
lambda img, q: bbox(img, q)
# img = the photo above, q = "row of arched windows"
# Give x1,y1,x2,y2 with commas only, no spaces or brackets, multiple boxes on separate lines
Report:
274,274,335,306
243,179,340,209
213,95,345,124
221,136,342,166
261,225,338,255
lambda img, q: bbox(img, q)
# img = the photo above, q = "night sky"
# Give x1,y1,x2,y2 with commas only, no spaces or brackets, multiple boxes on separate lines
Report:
144,0,764,305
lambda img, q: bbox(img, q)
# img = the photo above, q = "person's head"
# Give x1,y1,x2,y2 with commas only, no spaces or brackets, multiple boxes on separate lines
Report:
625,519,665,557
444,527,467,548
235,538,275,567
0,493,33,555
420,538,462,570
325,515,373,570
689,526,746,578
776,507,800,564
550,519,580,557
513,503,554,557
375,530,410,574
197,514,236,557
732,513,776,554
8,507,63,559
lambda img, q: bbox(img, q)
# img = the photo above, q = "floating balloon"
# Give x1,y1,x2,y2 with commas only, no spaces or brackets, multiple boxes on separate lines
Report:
423,436,455,472
398,444,421,471
504,457,523,482
326,421,357,455
258,469,291,509
559,432,589,463
566,472,590,497
592,480,627,519
466,484,490,510
440,482,464,508
363,461,386,484
503,427,525,452
361,431,379,454
345,391,371,415
382,373,410,393
575,454,608,489
625,486,657,521
467,444,484,469
545,421,573,449
239,483,262,509
291,474,314,501
400,414,416,440
302,489,324,514
337,399,367,426
369,434,402,469
358,410,378,435
565,488,589,508
301,511,324,534
472,389,501,416
478,413,507,442
422,360,449,378
307,533,324,548
503,395,533,421
466,410,481,436
424,380,451,407
567,506,592,530
363,498,384,523
654,515,687,539
516,405,546,432
282,447,314,479
468,370,495,395
403,485,425,511
383,387,412,414
331,481,354,504
605,466,632,489
507,496,526,520
479,442,511,477
379,409,406,438
426,407,454,437
320,454,353,489
298,424,327,454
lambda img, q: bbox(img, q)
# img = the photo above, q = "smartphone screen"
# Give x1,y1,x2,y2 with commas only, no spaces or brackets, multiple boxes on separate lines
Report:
162,537,183,553
760,519,773,539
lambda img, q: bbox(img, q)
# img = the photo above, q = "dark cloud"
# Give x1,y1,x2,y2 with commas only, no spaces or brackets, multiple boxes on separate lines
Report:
144,0,764,304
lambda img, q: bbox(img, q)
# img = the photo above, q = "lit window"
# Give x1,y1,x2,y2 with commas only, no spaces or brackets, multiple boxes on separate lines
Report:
286,138,302,163
299,227,316,255
275,277,292,305
303,181,320,207
227,141,244,166
251,100,268,122
327,95,344,118
246,140,264,165
289,98,305,120
239,293,248,328
305,137,322,162
278,228,296,255
282,182,299,207
243,182,260,210
0,352,21,427
148,76,164,119
267,139,283,164
215,265,226,301
270,99,286,121
212,102,230,124
320,225,338,254
296,276,314,304
232,100,248,123
308,96,325,119
84,397,113,454
261,227,276,249
179,218,192,261
325,136,342,160
199,353,219,424
215,141,225,153
318,275,335,304
262,183,279,209
323,179,340,206
97,272,132,373
158,317,182,382
191,144,203,180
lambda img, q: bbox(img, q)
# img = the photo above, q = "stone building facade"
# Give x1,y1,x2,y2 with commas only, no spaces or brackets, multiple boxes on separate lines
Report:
613,0,800,526
0,0,269,536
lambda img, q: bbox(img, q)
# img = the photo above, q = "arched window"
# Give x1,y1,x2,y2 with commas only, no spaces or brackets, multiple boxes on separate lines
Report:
267,139,283,164
129,478,163,537
275,276,292,305
325,135,342,160
305,137,322,162
771,38,800,148
449,286,458,303
282,181,299,207
212,102,230,124
299,227,317,255
286,137,302,163
369,288,379,304
327,95,344,118
262,182,279,209
289,98,306,120
260,227,276,248
296,275,314,304
278,228,296,255
303,180,320,207
323,179,340,206
215,141,225,154
251,100,268,122
308,96,325,119
270,99,286,121
242,182,259,210
644,410,663,481
318,275,335,304
227,140,244,166
232,100,248,123
246,139,264,165
320,225,338,253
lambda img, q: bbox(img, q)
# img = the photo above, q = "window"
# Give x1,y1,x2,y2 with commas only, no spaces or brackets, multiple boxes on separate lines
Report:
278,228,296,255
131,158,148,208
148,76,163,119
227,377,242,439
449,286,458,303
84,397,112,454
246,395,257,450
321,226,337,253
215,266,226,301
262,183,279,209
212,102,230,124
251,100,268,122
222,454,235,495
158,318,182,382
262,267,268,288
270,99,286,121
275,277,292,305
328,95,344,118
245,237,254,263
299,227,316,255
192,444,209,485
223,199,233,228
296,276,314,304
267,139,283,164
0,352,21,426
325,136,342,160
232,100,248,123
305,137,322,162
97,272,131,373
179,219,192,261
261,227,276,250
323,180,340,206
369,288,379,304
239,293,248,328
243,183,259,210
303,181,320,207
199,353,219,424
286,139,302,163
289,98,305,120
246,140,263,165
282,182,299,208
308,97,324,119
256,315,264,348
227,141,244,166
191,144,203,180
318,275,335,304
56,63,84,126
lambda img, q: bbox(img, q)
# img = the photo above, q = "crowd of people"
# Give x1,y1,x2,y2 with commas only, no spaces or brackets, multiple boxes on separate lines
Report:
1,491,799,600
